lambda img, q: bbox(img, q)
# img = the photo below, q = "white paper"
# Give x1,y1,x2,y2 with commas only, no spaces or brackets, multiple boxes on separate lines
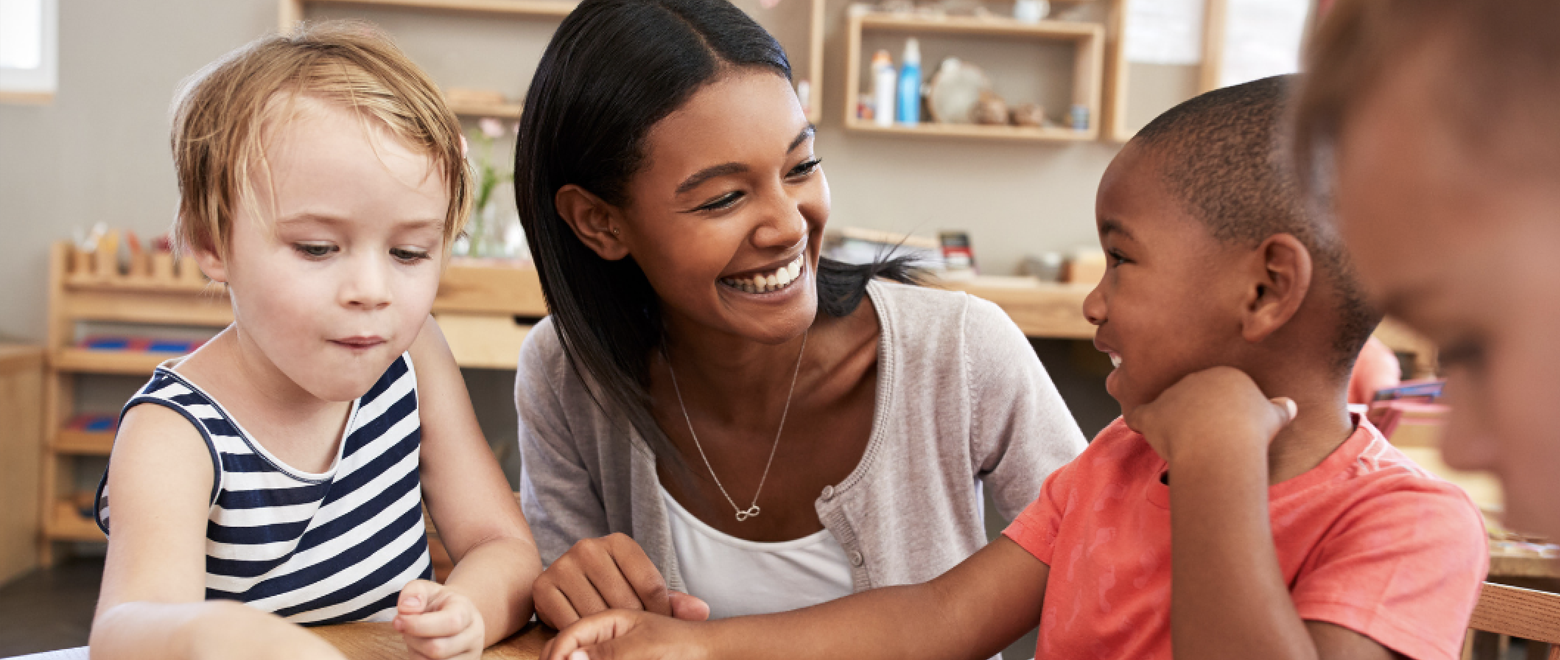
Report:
1219,0,1310,88
1125,0,1207,66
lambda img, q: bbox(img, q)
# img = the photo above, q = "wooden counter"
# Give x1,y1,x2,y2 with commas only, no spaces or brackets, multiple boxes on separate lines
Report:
313,620,554,660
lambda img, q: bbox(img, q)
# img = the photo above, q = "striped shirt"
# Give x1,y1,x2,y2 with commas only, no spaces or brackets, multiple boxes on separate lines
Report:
95,353,433,625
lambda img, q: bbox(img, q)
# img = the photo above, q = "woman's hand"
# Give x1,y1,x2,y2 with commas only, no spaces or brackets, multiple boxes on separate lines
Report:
540,610,709,660
533,533,710,628
393,580,486,659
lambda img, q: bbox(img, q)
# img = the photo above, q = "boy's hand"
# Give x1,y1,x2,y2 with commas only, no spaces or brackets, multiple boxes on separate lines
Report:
539,610,708,660
394,579,486,660
1125,366,1297,463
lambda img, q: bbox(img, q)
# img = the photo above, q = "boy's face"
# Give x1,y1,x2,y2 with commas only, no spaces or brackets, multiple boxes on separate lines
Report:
1084,143,1253,419
1334,52,1560,540
204,97,448,403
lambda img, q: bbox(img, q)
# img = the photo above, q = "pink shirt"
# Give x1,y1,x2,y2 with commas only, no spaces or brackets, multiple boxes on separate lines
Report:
1004,416,1487,660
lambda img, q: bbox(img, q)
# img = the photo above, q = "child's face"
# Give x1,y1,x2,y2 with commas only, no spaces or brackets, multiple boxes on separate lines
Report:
616,70,827,345
1084,143,1253,418
204,97,448,403
1334,53,1560,539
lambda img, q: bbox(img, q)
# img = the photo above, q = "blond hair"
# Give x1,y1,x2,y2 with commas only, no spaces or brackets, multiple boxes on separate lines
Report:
1293,0,1560,193
171,20,471,256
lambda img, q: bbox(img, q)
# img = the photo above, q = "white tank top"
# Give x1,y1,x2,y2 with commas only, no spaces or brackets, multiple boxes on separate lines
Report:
660,485,854,619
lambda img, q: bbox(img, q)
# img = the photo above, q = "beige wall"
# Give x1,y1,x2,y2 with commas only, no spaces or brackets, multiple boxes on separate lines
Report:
0,0,1138,344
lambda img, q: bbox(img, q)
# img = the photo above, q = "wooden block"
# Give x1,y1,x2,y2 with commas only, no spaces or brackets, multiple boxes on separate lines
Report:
150,252,176,281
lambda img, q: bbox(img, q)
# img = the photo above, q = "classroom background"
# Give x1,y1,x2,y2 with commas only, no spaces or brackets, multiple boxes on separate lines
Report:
0,0,1552,658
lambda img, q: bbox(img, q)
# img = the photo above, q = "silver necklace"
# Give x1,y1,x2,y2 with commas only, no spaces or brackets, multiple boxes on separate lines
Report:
664,330,808,522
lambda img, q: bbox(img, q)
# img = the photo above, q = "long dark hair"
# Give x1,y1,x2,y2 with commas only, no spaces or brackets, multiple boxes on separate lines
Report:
515,0,918,459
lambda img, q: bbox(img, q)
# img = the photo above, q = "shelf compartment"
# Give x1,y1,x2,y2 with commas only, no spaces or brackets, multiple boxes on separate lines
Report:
52,348,178,376
53,429,115,455
47,500,104,543
844,9,1105,142
448,100,524,119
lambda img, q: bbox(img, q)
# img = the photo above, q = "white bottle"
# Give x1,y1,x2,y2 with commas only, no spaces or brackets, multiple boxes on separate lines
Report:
871,50,895,127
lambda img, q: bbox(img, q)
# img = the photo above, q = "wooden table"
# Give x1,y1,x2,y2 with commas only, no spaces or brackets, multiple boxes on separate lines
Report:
312,621,554,660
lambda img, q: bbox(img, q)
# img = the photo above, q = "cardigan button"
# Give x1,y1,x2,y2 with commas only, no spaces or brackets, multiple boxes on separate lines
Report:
849,550,864,567
821,485,835,501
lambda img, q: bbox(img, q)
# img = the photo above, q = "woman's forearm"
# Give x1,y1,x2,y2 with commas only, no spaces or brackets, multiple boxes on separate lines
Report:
443,536,545,646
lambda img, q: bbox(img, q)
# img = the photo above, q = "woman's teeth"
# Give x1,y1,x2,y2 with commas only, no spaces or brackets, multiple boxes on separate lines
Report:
1109,353,1122,368
721,255,804,294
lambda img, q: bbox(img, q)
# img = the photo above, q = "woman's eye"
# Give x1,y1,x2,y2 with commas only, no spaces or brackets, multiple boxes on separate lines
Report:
1106,248,1130,266
788,158,822,178
391,247,431,263
696,192,743,212
294,243,336,258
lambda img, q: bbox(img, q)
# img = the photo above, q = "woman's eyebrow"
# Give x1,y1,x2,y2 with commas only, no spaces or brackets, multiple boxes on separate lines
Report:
674,125,819,195
788,124,816,153
675,163,747,195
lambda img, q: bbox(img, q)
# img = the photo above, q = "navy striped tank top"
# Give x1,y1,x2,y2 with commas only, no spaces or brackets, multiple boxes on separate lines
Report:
95,353,433,625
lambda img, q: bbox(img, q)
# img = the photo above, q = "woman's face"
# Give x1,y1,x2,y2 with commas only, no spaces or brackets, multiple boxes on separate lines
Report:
617,70,828,345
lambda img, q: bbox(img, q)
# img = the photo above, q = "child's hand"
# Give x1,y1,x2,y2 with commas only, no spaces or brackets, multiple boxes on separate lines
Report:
393,579,486,660
1124,366,1297,463
539,610,706,660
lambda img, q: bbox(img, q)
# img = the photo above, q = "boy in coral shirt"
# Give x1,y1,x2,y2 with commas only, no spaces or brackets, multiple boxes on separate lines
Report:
539,76,1488,660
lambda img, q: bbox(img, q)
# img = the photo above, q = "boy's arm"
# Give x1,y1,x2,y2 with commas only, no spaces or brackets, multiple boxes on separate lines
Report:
541,536,1049,660
408,316,544,650
1128,367,1401,660
90,405,347,660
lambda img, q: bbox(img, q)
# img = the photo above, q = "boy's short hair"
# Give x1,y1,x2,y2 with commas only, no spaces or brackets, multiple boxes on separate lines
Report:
1293,0,1560,192
1132,75,1379,372
171,21,471,257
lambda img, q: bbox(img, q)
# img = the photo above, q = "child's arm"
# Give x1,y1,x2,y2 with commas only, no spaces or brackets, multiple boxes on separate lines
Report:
540,536,1049,660
399,316,543,656
90,405,348,660
1126,367,1401,660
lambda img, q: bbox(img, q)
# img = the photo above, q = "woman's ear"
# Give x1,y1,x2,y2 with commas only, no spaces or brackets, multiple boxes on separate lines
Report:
555,184,630,261
1241,233,1313,343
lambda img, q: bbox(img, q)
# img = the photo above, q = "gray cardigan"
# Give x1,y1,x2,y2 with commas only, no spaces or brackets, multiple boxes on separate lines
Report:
516,280,1086,593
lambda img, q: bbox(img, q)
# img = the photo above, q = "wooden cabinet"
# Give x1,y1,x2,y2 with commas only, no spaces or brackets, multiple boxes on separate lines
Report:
0,345,44,584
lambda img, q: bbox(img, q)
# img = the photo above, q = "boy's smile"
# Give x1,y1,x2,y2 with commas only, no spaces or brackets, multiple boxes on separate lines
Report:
1084,143,1252,418
199,96,448,405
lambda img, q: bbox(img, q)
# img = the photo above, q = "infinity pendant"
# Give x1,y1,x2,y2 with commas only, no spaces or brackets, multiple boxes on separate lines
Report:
735,506,761,521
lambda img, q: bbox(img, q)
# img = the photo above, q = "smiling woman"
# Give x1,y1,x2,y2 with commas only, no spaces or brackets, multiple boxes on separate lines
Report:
511,0,1088,637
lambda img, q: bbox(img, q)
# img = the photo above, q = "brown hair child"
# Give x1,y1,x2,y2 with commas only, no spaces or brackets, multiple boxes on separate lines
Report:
538,75,1488,660
1294,0,1560,544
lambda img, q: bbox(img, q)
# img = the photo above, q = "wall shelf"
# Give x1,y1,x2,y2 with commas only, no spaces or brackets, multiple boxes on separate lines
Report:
843,9,1105,142
52,429,115,456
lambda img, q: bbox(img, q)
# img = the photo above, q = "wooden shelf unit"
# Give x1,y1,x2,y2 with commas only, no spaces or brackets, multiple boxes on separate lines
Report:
38,243,233,564
36,244,551,564
843,9,1105,142
282,0,827,122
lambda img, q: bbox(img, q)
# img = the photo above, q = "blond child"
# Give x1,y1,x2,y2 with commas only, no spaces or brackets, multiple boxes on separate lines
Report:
539,76,1488,660
88,22,541,660
1294,0,1560,543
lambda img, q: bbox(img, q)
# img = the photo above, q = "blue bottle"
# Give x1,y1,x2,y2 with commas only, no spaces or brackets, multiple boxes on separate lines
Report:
896,37,921,126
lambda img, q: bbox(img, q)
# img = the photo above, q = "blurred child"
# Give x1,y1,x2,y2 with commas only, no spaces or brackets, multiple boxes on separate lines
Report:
89,22,541,660
1294,0,1560,543
539,76,1487,660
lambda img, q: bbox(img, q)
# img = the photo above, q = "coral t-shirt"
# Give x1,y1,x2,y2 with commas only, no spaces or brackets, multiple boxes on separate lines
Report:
1003,416,1487,660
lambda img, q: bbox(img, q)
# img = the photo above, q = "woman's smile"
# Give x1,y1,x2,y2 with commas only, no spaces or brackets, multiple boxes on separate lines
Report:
718,252,806,295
